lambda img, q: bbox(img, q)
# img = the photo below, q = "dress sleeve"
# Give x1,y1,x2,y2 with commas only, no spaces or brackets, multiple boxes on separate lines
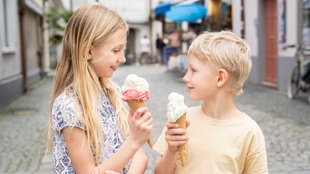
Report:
243,128,268,174
52,94,84,134
153,127,168,155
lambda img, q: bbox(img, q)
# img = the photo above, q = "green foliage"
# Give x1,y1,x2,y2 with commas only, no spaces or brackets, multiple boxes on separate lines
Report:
45,6,73,46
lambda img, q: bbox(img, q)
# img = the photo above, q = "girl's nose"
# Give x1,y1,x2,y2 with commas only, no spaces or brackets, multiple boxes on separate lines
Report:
119,52,126,63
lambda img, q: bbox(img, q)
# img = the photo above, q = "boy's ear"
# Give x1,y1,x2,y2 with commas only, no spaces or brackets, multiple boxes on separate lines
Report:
216,68,228,87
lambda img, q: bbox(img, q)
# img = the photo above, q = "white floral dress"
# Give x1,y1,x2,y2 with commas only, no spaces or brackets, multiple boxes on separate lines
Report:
51,87,130,174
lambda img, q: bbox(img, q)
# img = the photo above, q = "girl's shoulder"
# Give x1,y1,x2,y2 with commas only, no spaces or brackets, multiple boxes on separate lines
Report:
53,86,80,112
52,86,84,130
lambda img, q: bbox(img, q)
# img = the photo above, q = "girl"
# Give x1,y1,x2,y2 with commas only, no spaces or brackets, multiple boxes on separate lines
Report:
47,3,152,174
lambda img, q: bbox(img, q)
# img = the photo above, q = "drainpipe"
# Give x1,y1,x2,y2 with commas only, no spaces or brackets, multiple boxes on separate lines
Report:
149,0,154,62
18,0,27,92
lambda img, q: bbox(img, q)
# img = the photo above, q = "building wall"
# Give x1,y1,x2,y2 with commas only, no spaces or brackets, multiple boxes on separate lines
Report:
232,0,299,92
0,0,23,107
62,0,162,62
277,0,298,91
0,0,46,107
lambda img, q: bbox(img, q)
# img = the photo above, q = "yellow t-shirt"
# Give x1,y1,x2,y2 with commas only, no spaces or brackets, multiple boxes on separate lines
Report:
153,106,268,174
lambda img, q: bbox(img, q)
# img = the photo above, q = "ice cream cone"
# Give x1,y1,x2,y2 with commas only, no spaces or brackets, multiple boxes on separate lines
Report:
176,113,186,167
126,99,153,149
127,99,145,112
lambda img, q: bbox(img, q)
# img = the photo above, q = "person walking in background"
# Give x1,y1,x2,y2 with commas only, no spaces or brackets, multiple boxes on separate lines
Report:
163,31,181,65
47,3,153,174
154,31,268,174
139,35,151,65
155,33,165,64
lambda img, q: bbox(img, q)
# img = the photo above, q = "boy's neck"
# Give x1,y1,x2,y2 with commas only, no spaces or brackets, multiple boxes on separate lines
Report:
201,95,242,120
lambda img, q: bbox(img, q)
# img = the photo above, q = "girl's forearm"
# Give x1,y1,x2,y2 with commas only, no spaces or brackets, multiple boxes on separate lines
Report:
154,150,178,174
126,148,148,174
98,136,140,173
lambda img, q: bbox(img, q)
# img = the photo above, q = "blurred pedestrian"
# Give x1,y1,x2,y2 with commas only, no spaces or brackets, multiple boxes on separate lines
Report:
154,31,268,174
139,35,151,64
168,30,181,50
47,3,152,174
155,33,165,64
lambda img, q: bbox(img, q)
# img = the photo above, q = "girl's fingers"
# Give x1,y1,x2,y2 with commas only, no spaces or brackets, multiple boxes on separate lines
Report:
105,170,120,174
140,111,152,122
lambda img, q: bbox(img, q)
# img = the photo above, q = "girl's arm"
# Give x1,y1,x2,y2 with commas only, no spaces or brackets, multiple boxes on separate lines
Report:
64,107,152,174
126,148,148,174
154,122,189,174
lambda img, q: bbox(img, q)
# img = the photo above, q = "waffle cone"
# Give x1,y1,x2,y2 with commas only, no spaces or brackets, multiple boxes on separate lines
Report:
127,99,145,112
126,99,153,149
176,113,186,166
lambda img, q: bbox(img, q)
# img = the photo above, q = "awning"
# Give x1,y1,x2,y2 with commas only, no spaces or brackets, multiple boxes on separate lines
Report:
154,0,174,14
154,0,200,15
154,0,207,23
166,3,207,23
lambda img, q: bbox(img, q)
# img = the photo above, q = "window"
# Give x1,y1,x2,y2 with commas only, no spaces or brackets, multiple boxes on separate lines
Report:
302,0,310,49
2,0,9,47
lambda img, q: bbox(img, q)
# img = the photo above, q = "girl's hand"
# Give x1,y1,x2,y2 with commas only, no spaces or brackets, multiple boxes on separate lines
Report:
127,107,153,147
165,121,189,153
92,167,120,174
105,170,120,174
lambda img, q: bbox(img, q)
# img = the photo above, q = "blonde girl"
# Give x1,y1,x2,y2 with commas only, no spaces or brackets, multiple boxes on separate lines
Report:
48,3,152,174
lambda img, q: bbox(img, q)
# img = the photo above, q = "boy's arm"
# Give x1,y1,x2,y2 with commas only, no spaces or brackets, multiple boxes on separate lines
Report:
154,149,178,174
154,122,189,174
243,129,268,174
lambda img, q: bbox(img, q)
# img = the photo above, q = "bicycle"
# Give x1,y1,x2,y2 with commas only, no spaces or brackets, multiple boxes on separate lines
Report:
286,44,310,104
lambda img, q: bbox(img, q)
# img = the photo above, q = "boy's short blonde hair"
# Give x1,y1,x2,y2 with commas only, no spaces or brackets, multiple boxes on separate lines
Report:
188,31,252,95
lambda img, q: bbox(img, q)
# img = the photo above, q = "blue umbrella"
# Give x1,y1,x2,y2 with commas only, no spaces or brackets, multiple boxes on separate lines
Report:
165,3,207,23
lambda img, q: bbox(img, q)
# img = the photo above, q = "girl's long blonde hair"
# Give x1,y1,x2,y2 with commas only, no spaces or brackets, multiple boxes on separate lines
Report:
47,3,129,163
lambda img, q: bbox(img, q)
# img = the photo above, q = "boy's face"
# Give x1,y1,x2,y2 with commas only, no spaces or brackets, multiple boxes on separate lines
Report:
183,55,218,101
89,28,127,78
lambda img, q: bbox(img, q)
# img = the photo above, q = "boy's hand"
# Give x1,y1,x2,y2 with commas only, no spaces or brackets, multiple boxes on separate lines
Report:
165,121,190,153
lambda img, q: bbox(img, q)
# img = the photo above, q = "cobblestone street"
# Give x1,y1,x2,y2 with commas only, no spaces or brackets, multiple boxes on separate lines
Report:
0,64,310,174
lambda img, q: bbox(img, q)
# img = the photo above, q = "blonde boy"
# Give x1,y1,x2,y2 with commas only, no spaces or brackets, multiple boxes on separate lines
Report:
154,31,268,174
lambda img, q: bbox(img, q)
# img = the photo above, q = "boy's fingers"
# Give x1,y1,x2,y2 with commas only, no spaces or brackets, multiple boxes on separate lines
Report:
186,120,190,128
166,122,179,129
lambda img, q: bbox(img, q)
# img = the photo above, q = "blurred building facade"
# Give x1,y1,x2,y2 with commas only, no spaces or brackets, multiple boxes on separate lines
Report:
231,0,309,91
1,0,308,107
0,0,58,107
154,0,309,92
61,0,163,64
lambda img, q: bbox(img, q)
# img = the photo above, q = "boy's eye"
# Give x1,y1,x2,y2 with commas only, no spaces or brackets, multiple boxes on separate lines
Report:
190,67,197,72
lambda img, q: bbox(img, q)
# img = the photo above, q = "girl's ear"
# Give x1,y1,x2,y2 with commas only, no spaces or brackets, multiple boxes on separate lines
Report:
216,68,228,87
87,46,94,60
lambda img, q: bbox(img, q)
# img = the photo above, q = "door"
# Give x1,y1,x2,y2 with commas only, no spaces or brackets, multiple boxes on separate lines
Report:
265,0,278,86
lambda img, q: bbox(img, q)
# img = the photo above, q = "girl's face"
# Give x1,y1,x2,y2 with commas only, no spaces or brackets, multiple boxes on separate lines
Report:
183,55,218,101
89,28,127,78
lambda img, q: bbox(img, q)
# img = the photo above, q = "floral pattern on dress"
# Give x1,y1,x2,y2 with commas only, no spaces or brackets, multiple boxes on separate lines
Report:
52,87,130,174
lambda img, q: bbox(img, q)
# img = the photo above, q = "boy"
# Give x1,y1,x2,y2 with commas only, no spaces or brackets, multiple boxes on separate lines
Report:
153,31,268,174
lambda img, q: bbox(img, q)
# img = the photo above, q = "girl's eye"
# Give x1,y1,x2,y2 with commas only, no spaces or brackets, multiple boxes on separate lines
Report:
113,49,120,53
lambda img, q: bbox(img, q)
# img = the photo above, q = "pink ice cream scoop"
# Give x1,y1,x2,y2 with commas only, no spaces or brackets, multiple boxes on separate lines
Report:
121,74,150,102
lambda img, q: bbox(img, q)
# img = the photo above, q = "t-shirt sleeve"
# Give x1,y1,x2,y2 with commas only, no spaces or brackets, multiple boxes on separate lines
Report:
243,128,268,174
52,95,84,134
153,127,168,155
